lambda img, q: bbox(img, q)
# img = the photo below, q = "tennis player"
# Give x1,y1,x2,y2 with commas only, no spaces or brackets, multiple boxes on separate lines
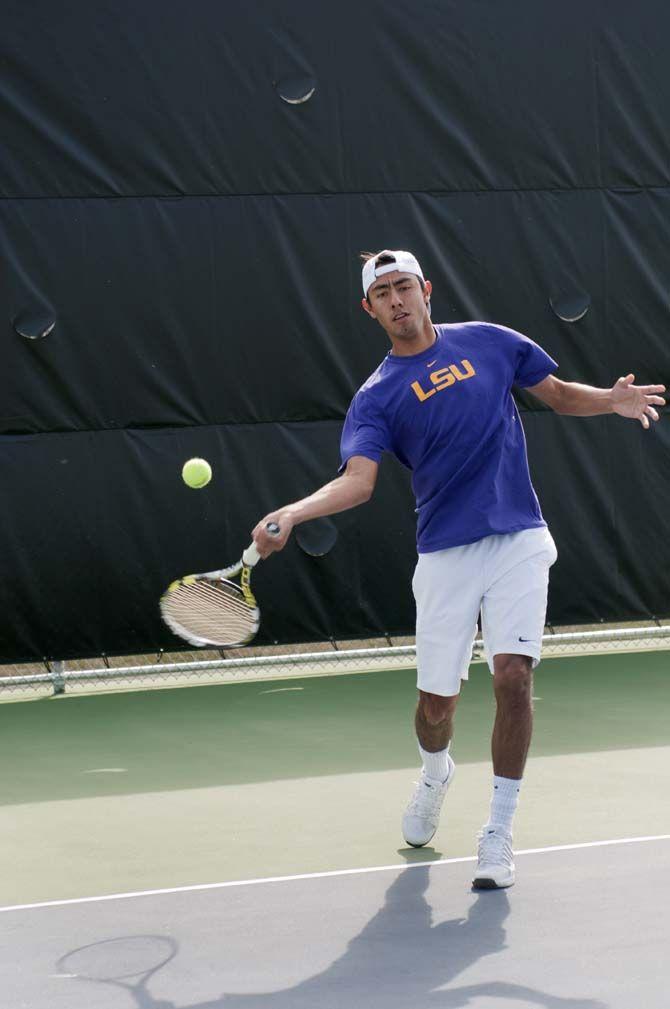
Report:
252,250,665,889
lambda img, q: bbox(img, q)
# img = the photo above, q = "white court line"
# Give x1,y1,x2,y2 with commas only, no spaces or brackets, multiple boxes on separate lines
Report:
1,833,668,915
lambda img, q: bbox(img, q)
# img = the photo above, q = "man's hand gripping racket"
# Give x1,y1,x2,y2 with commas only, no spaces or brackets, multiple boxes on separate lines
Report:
160,522,281,648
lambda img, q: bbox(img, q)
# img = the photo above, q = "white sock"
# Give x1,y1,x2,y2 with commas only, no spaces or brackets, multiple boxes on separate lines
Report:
419,743,450,782
487,775,521,835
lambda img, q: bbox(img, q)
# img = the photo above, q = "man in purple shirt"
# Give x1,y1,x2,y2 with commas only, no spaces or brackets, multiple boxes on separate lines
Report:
253,250,665,888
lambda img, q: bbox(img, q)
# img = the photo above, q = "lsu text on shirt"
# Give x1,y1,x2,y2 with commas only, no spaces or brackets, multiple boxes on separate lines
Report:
339,322,558,552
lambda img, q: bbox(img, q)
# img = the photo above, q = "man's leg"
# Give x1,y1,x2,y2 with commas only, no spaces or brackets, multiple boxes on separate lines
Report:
415,689,459,781
491,654,533,779
416,690,459,754
402,691,460,847
475,527,557,887
408,541,484,848
473,653,533,889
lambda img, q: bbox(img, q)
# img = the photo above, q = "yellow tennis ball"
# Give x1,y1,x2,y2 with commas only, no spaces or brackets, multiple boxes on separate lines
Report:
182,457,212,489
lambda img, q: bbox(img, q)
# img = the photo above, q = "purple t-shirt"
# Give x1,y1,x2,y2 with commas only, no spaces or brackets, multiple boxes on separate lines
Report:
339,322,558,552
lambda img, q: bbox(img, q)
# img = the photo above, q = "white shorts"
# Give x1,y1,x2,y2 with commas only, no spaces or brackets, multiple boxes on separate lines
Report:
412,526,558,697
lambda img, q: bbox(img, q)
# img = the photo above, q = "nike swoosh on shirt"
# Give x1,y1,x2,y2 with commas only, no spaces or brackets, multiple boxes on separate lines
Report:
427,360,437,367
518,637,536,643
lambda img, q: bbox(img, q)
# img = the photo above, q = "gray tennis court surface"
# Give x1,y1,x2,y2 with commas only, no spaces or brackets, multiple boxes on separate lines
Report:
3,837,668,1009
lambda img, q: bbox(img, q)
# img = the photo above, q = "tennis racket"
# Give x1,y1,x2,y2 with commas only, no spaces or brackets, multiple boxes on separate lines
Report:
159,522,280,648
56,935,176,1008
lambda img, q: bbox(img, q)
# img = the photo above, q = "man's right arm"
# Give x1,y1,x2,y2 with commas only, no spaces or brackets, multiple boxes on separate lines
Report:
252,455,379,557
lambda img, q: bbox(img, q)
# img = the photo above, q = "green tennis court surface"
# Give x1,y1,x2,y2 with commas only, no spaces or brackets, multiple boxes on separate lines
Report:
1,650,668,908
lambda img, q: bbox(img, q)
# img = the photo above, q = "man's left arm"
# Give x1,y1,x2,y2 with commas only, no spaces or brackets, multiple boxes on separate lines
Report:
526,373,666,430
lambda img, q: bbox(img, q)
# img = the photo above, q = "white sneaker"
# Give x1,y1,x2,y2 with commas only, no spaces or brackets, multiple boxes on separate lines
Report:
402,755,455,847
473,825,515,889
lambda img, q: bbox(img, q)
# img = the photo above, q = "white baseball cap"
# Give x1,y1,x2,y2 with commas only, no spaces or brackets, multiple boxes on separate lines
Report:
362,250,425,297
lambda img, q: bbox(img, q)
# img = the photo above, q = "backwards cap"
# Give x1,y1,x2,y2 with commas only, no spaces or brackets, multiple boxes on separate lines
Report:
362,250,424,297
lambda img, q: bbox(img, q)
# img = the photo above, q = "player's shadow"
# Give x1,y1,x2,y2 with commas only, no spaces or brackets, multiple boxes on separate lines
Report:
57,869,607,1009
200,865,606,1009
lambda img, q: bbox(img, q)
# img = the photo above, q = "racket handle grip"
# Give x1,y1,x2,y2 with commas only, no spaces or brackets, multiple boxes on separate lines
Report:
242,522,281,567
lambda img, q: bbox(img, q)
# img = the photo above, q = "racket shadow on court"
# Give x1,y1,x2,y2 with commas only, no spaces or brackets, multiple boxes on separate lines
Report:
54,878,607,1009
56,934,178,1009
210,866,608,1009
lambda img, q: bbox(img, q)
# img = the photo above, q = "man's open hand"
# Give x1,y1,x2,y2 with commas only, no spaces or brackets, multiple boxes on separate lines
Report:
612,374,666,429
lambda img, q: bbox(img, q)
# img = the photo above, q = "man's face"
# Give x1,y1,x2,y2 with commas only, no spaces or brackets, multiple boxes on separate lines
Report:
362,271,432,341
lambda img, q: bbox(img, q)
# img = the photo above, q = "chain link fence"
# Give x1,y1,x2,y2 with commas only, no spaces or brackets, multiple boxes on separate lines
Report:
1,620,669,699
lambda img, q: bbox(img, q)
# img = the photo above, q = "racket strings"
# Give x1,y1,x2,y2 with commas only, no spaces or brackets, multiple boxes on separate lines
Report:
161,577,258,647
